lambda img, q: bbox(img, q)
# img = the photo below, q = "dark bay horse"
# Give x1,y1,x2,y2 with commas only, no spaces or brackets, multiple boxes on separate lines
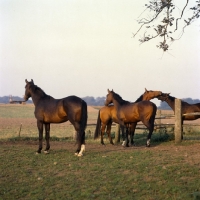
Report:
94,88,161,146
157,93,200,122
104,89,157,147
24,79,87,156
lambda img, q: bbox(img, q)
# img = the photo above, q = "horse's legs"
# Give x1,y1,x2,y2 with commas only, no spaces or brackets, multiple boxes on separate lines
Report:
121,125,125,142
100,124,106,145
44,123,50,154
121,125,126,146
130,123,137,146
106,122,114,145
37,120,43,153
125,125,130,147
142,119,154,147
121,124,129,147
181,119,184,140
73,122,85,156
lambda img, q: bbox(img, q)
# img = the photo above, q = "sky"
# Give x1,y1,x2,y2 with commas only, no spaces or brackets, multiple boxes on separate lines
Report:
0,0,200,106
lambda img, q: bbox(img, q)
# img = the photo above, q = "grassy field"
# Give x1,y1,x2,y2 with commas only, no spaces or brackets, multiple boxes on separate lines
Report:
0,104,200,200
0,140,200,200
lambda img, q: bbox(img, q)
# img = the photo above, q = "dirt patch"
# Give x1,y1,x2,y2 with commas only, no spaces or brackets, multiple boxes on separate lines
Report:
1,140,200,167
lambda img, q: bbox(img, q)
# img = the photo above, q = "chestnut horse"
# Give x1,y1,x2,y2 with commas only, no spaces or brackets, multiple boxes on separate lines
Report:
104,89,157,147
94,88,161,146
24,79,87,156
157,93,200,122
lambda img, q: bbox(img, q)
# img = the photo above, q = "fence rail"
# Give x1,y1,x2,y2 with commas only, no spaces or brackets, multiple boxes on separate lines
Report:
114,103,200,144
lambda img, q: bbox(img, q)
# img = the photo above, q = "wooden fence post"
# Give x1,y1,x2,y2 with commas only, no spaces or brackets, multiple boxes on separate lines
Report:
157,110,161,129
115,124,120,144
175,99,182,143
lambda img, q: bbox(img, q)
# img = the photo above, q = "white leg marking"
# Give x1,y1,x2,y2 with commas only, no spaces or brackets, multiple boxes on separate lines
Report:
147,139,151,146
122,141,126,146
78,144,85,157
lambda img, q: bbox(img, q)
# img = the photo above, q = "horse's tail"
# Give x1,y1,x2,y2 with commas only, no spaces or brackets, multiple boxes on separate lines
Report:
77,100,88,144
94,110,101,139
150,103,157,127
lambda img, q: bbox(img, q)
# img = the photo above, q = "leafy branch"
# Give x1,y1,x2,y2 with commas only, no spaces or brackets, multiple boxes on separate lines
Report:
133,0,200,51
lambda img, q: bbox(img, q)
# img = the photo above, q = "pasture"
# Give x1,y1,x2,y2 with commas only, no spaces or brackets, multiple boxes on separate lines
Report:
0,104,200,199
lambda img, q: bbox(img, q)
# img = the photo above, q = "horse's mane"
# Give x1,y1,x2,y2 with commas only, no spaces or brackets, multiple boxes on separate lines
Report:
30,84,52,99
168,95,191,105
113,92,130,105
168,95,175,101
134,95,143,103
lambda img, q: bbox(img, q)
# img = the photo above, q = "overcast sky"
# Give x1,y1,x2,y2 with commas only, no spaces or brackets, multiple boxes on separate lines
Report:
0,0,200,106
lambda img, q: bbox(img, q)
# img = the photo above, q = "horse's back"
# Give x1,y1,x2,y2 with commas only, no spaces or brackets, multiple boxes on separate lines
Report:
35,95,85,123
182,102,200,120
62,95,86,120
119,101,157,122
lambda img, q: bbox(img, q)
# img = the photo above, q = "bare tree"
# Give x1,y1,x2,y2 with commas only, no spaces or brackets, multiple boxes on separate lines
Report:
133,0,200,51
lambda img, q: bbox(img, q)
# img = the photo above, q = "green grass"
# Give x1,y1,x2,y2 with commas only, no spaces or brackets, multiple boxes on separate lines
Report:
0,140,200,200
0,104,34,118
0,104,200,199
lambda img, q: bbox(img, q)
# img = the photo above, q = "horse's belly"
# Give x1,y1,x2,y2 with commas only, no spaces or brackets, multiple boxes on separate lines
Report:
184,115,200,120
43,115,68,123
121,113,140,123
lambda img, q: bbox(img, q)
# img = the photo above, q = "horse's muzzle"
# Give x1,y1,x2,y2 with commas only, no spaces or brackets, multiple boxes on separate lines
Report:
23,96,28,101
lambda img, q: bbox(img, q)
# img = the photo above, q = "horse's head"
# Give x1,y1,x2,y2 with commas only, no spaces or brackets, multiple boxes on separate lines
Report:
143,88,162,100
105,89,114,106
157,92,170,101
24,79,34,101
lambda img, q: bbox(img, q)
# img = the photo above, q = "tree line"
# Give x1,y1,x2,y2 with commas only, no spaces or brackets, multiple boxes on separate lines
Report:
0,95,200,110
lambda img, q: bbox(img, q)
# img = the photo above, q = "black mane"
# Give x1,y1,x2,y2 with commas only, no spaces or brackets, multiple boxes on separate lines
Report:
31,84,52,99
113,92,129,105
134,95,143,103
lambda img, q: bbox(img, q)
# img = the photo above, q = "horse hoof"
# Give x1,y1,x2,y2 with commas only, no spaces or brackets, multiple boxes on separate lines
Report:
122,141,126,146
44,150,49,154
74,152,78,156
77,153,83,157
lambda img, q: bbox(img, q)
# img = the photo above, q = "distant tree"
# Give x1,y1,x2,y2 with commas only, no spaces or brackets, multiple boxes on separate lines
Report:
82,96,105,106
133,0,200,51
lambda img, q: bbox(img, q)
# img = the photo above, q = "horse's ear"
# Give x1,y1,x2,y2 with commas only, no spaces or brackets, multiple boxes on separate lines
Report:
25,79,28,83
145,88,148,92
107,89,113,93
31,79,34,84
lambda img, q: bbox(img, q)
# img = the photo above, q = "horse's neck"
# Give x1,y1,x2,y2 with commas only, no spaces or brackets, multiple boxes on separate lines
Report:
30,89,47,105
112,98,122,110
31,94,42,105
165,96,175,111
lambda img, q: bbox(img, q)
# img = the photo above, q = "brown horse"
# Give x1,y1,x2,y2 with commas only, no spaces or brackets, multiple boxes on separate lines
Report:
104,89,157,147
24,79,87,156
157,93,200,122
94,88,161,145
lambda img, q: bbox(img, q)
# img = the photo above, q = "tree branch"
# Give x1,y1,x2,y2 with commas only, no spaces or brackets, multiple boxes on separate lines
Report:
175,0,189,31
